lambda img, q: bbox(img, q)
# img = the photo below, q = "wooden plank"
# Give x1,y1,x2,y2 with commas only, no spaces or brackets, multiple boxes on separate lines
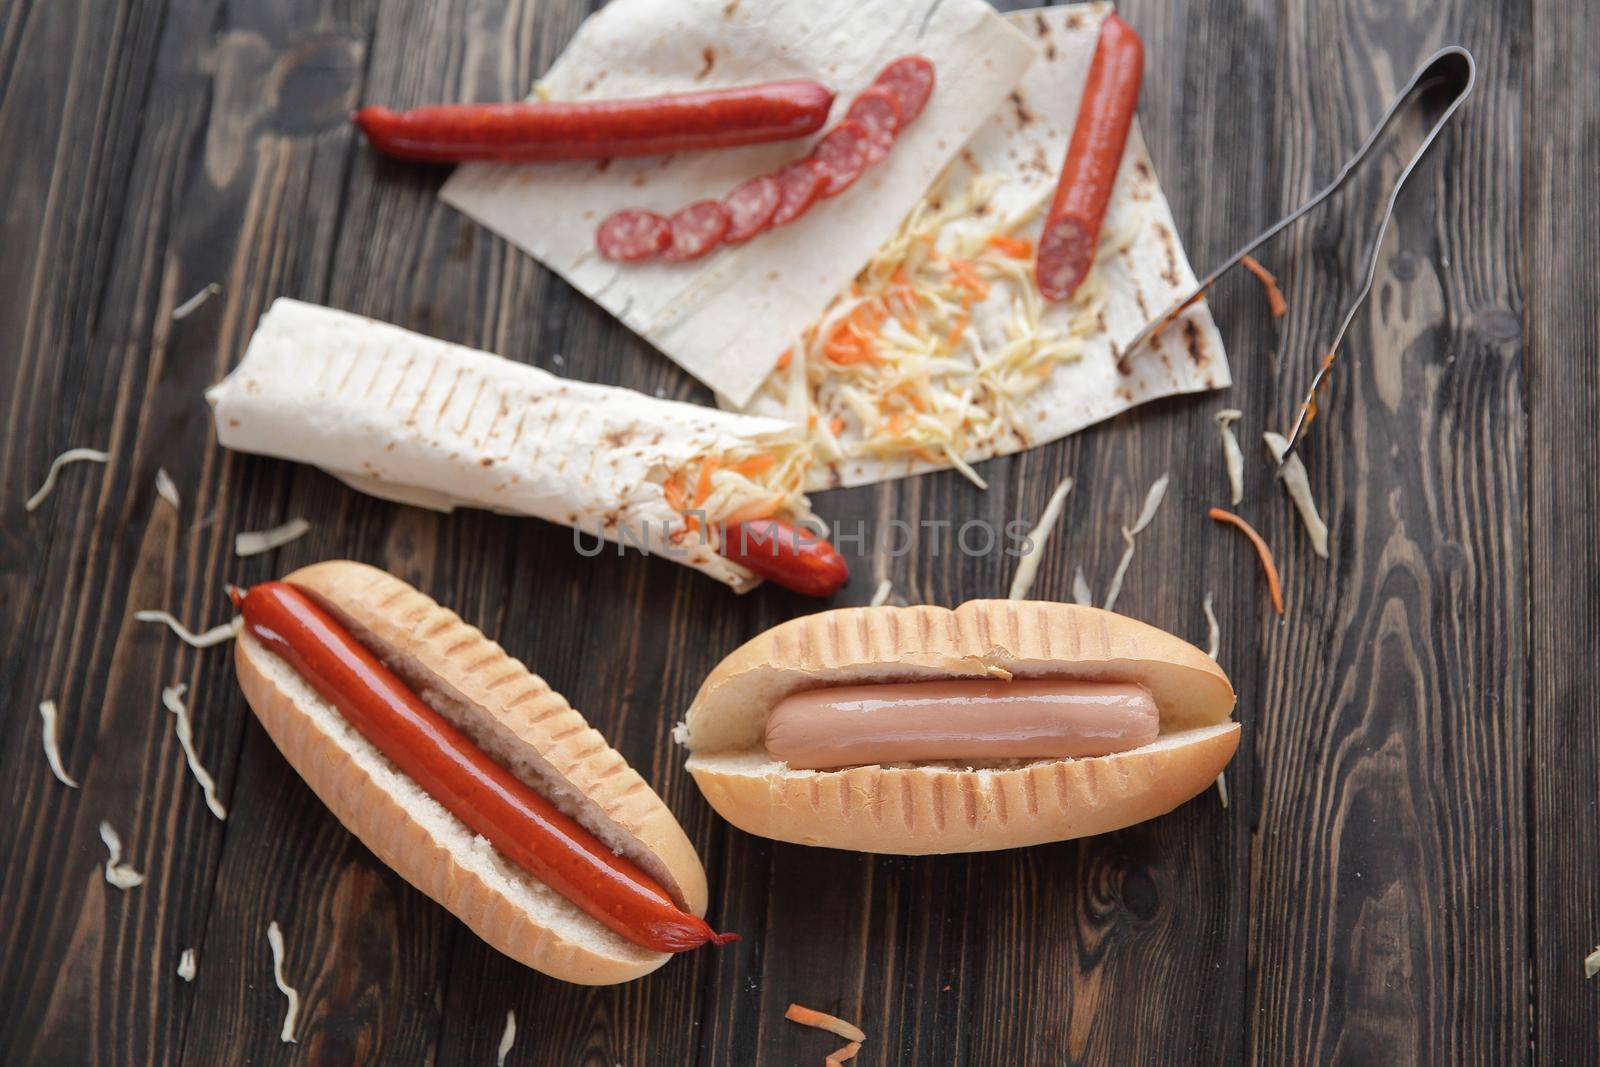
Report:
1527,0,1600,1057
1243,2,1530,1063
0,0,449,1064
0,2,232,1064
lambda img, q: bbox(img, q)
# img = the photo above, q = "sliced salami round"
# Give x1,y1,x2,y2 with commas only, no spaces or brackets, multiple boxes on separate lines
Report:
722,174,782,243
811,121,873,197
663,200,732,261
845,86,902,164
596,208,672,262
872,55,936,126
770,159,830,226
1035,214,1095,301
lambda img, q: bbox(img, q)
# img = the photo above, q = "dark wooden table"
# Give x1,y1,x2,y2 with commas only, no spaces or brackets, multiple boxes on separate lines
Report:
3,0,1595,1063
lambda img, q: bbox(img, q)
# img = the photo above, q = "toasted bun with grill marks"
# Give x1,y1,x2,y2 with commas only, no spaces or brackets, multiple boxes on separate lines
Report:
234,560,707,984
681,601,1239,854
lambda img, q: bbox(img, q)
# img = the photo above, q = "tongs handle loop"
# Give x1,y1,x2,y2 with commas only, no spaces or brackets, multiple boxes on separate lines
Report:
1118,46,1477,458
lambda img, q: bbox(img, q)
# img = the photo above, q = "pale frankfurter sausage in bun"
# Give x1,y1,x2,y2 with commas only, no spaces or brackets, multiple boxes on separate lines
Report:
232,561,733,985
680,601,1238,853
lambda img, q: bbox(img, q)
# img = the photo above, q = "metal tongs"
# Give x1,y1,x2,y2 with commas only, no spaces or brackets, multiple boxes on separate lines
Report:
1118,46,1477,458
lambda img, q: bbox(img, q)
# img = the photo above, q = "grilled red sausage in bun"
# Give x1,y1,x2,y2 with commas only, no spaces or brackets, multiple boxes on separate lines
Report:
232,561,732,984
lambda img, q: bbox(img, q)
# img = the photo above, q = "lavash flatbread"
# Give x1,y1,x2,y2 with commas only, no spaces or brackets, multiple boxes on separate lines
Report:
207,299,810,591
439,0,1037,407
735,3,1232,490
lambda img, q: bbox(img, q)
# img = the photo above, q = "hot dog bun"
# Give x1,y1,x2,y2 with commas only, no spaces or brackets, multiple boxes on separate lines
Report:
234,560,708,984
680,601,1238,854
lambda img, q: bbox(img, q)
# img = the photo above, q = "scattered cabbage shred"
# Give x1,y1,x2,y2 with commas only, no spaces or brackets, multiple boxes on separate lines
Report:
155,468,181,510
99,821,145,890
38,699,79,789
235,517,310,557
1008,476,1074,600
1102,475,1169,613
869,579,893,607
1203,591,1220,661
1072,566,1093,607
1204,590,1227,807
1263,432,1330,558
496,1011,517,1066
171,282,221,321
267,921,300,1043
1215,409,1244,505
25,448,109,512
177,948,198,982
754,172,1137,483
163,683,228,820
1586,945,1599,980
134,610,242,648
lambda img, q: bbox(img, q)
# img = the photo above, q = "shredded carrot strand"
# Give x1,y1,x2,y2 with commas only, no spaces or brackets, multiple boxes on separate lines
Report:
693,457,720,507
826,1042,863,1065
775,347,794,371
946,258,990,298
731,454,777,477
1208,507,1285,615
987,234,1034,259
720,493,785,526
828,417,846,436
947,307,972,345
824,303,888,365
662,471,688,512
1240,254,1288,317
826,338,879,365
785,1005,866,1043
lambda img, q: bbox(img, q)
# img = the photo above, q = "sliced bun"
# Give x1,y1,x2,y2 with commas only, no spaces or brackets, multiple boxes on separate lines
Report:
234,560,708,984
682,601,1239,854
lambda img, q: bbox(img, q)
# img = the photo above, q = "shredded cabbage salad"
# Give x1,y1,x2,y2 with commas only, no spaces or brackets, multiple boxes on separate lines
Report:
662,437,817,551
755,170,1139,486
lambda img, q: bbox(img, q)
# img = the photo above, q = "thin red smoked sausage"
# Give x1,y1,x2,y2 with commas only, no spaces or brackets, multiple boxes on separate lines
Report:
720,519,849,597
354,79,835,164
236,581,736,954
1035,14,1144,301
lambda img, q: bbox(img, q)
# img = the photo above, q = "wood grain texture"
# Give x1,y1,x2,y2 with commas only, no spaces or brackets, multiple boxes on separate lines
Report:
0,0,1580,1063
1244,2,1530,1064
1527,0,1600,1061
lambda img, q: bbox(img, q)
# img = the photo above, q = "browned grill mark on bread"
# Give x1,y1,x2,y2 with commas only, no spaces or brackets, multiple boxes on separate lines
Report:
483,670,522,691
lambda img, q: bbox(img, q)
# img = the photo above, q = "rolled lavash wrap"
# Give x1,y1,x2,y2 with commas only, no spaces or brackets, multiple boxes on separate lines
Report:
207,299,818,591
